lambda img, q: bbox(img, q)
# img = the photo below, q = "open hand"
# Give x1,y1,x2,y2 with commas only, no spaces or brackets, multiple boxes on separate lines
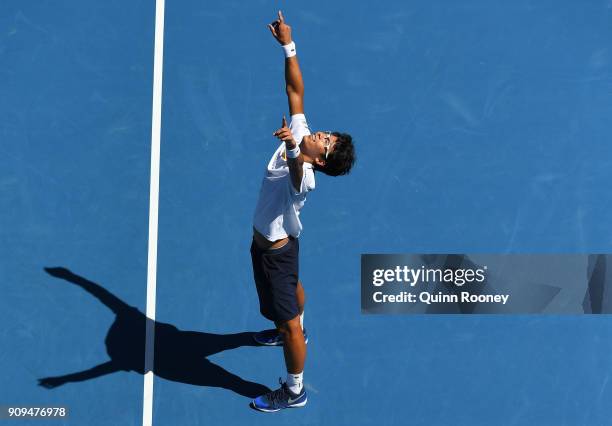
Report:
267,11,292,45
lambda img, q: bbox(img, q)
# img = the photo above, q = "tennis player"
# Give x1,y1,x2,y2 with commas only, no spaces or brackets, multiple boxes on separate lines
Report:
250,11,356,412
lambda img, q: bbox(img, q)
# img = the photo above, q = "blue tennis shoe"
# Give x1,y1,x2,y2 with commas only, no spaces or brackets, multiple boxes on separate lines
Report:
251,379,308,412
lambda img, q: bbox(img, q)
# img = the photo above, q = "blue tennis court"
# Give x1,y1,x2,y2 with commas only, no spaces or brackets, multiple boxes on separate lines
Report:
2,1,612,425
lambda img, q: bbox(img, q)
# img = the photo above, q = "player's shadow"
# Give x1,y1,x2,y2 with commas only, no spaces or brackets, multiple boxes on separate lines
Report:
38,267,271,398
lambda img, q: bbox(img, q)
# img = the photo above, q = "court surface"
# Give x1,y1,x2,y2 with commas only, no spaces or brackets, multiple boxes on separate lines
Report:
2,1,612,425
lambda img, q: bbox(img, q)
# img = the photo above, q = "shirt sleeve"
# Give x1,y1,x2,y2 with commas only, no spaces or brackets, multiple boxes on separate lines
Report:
289,164,316,201
289,113,311,145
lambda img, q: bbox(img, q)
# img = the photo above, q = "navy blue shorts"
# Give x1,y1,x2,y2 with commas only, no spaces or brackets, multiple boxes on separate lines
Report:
250,237,300,323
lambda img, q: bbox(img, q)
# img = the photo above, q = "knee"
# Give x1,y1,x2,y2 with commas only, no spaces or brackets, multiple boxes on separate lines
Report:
277,317,301,337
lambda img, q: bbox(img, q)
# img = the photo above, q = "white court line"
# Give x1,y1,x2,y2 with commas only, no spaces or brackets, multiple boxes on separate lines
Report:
143,0,165,425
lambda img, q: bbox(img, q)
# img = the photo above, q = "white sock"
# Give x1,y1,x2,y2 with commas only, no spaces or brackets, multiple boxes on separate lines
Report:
299,311,304,330
286,371,303,394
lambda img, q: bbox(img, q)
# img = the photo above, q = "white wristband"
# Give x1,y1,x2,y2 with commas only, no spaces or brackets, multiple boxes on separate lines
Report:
282,41,296,58
286,145,300,158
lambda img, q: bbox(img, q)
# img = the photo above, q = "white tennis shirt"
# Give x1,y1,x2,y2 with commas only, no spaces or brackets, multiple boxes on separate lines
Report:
253,113,315,241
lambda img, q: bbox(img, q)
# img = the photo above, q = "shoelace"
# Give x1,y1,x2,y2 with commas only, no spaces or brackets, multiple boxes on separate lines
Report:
268,378,290,405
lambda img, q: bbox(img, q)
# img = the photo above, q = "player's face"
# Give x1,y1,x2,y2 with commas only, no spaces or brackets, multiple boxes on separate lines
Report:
307,131,337,165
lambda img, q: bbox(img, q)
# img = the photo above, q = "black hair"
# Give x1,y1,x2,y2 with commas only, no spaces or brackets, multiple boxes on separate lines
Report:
316,132,356,177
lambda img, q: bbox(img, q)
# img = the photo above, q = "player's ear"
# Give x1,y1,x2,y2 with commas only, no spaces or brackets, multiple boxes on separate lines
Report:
314,157,326,168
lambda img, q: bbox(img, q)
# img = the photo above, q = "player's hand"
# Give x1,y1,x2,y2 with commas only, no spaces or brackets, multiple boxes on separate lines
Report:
273,116,296,147
267,10,292,45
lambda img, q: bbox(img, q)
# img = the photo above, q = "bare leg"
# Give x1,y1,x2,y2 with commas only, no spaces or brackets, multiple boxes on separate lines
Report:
275,315,306,374
296,280,305,315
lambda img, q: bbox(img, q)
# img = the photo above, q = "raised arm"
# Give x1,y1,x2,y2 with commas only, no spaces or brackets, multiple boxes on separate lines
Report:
273,116,304,193
268,11,304,115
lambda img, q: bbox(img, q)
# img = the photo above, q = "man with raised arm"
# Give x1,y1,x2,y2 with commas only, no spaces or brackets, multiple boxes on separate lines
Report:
249,11,356,412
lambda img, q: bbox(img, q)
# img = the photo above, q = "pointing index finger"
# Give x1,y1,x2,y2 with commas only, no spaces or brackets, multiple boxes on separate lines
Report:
282,115,287,128
278,10,284,23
